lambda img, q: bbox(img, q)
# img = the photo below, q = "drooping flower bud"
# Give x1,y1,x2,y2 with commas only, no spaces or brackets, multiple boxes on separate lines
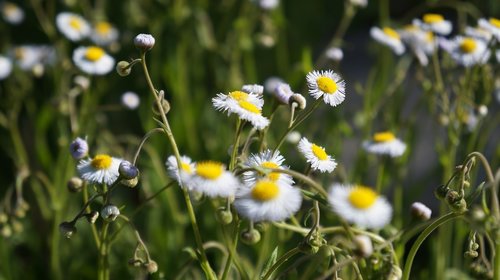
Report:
59,221,77,238
86,211,99,224
134,34,155,52
116,61,131,76
353,235,373,257
241,228,261,245
69,137,88,159
411,202,432,221
101,204,120,222
216,208,233,225
119,160,139,180
144,260,158,274
67,177,84,192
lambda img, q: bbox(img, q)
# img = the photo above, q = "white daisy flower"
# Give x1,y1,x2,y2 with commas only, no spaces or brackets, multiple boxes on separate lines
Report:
370,26,405,55
242,150,294,187
13,45,56,71
297,137,337,173
231,102,270,130
77,154,122,185
212,90,269,130
56,12,91,42
443,36,491,67
264,76,284,93
72,46,115,75
465,26,493,42
306,70,346,107
121,91,140,110
234,179,302,222
165,155,195,186
478,17,500,41
273,82,294,104
242,84,264,95
325,47,344,61
0,56,13,80
400,25,436,66
412,14,452,35
362,132,406,157
1,2,24,25
328,184,392,229
90,21,119,46
187,161,239,198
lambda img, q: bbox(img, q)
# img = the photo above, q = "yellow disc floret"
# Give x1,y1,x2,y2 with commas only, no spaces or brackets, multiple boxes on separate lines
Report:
348,186,378,209
251,180,280,201
96,22,112,35
238,100,261,114
311,144,328,160
181,162,193,174
489,18,500,28
373,132,396,143
91,154,113,170
316,76,338,94
261,161,280,181
196,161,224,180
85,46,105,61
460,38,477,54
423,13,444,24
382,27,400,39
229,91,249,101
69,16,82,30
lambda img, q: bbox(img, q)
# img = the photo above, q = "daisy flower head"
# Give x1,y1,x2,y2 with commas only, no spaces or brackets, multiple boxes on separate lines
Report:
187,161,239,198
443,36,491,67
306,70,346,107
328,184,392,229
165,155,195,186
1,2,24,25
0,55,12,80
234,179,302,222
56,12,91,42
242,84,264,95
212,90,269,130
413,13,452,35
90,21,119,46
242,150,294,187
273,82,294,104
362,132,406,157
400,25,436,66
77,154,122,185
465,26,493,42
13,45,56,71
298,137,337,173
478,17,500,41
73,46,115,75
370,26,405,55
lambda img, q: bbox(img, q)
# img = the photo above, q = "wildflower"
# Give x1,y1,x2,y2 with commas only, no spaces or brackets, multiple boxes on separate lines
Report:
77,154,122,185
0,55,12,80
441,36,490,67
67,177,83,192
134,33,155,52
465,26,493,42
86,211,99,224
353,235,373,257
121,91,140,110
241,228,261,244
325,47,343,61
1,2,24,25
90,21,119,46
328,184,392,229
234,179,302,222
12,45,56,71
74,75,90,90
306,70,346,107
70,137,89,159
290,94,307,110
242,150,294,186
411,202,432,221
370,26,405,55
56,12,91,41
187,161,239,197
242,84,264,95
264,76,284,93
165,155,195,186
119,160,139,180
252,0,279,10
101,204,120,222
362,132,406,157
72,46,115,75
59,222,77,238
478,17,500,41
400,25,436,66
212,90,269,130
413,13,452,35
349,0,367,8
298,137,337,173
273,82,294,104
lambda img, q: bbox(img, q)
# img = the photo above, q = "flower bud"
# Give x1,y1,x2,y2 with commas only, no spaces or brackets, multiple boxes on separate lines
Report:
411,202,432,221
353,235,373,257
477,105,488,117
325,47,343,61
69,137,88,159
134,34,155,52
289,94,307,110
273,83,293,104
285,131,301,144
445,190,461,205
116,61,131,76
11,219,23,233
434,184,449,200
121,177,139,188
216,208,233,225
101,205,120,222
450,198,467,213
469,206,486,222
388,265,402,280
464,250,479,258
67,177,84,192
86,211,99,224
119,161,139,180
144,260,158,274
74,75,90,90
152,99,171,116
298,240,320,254
128,258,143,267
241,228,261,245
59,222,77,238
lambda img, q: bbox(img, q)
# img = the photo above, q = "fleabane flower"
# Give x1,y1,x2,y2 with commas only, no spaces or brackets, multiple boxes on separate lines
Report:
212,90,269,130
13,45,56,71
56,12,91,41
242,150,294,187
0,55,12,80
298,137,337,173
441,36,491,67
272,82,294,104
478,17,500,41
242,84,264,95
73,46,115,75
234,179,302,222
165,155,195,186
413,13,452,35
362,132,406,157
465,26,493,42
78,154,122,185
121,91,140,110
1,2,24,25
400,25,436,66
90,21,119,46
328,184,392,229
306,70,346,107
370,26,405,55
187,161,239,198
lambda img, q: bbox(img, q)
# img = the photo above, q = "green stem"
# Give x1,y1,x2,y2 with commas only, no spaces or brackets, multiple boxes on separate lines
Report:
98,222,110,280
83,184,100,248
229,119,243,171
376,157,386,193
221,218,240,280
261,247,301,280
494,242,500,280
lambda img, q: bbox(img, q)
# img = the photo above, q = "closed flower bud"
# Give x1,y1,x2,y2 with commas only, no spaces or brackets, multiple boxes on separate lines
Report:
69,137,88,159
450,198,467,213
470,206,486,222
388,265,402,280
144,260,158,274
116,61,131,76
121,177,139,188
59,222,77,238
119,161,139,179
273,83,293,104
216,208,233,225
298,240,320,254
411,202,432,221
100,205,120,222
353,235,373,257
152,99,171,116
74,75,90,91
477,105,488,117
241,228,261,245
434,184,449,200
446,190,461,205
134,34,155,52
464,250,479,258
128,258,143,267
86,211,99,224
67,177,84,192
289,94,307,110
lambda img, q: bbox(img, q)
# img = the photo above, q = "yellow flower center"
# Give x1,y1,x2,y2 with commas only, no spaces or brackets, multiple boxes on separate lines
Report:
316,76,338,94
196,161,224,180
383,27,400,39
91,154,113,170
251,180,280,201
489,18,500,28
260,161,280,181
69,16,82,30
14,47,24,60
423,13,444,24
425,32,434,42
4,3,16,15
311,144,328,160
229,91,249,101
181,162,193,174
460,38,477,54
373,132,396,143
96,22,112,35
348,186,378,209
403,24,418,32
238,100,261,114
84,46,105,61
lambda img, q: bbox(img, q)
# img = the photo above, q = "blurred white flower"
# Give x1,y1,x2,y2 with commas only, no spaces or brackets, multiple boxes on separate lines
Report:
90,21,119,46
56,12,91,41
362,132,406,157
73,46,115,75
1,2,24,25
370,26,405,55
441,36,490,67
413,14,452,35
121,91,140,110
0,56,13,80
325,47,344,61
478,17,500,41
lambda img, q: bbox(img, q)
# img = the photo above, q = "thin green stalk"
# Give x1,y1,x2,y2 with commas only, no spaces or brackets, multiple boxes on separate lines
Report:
229,119,243,171
220,218,240,280
494,242,500,280
98,222,110,280
83,184,100,248
261,247,301,280
376,158,385,193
